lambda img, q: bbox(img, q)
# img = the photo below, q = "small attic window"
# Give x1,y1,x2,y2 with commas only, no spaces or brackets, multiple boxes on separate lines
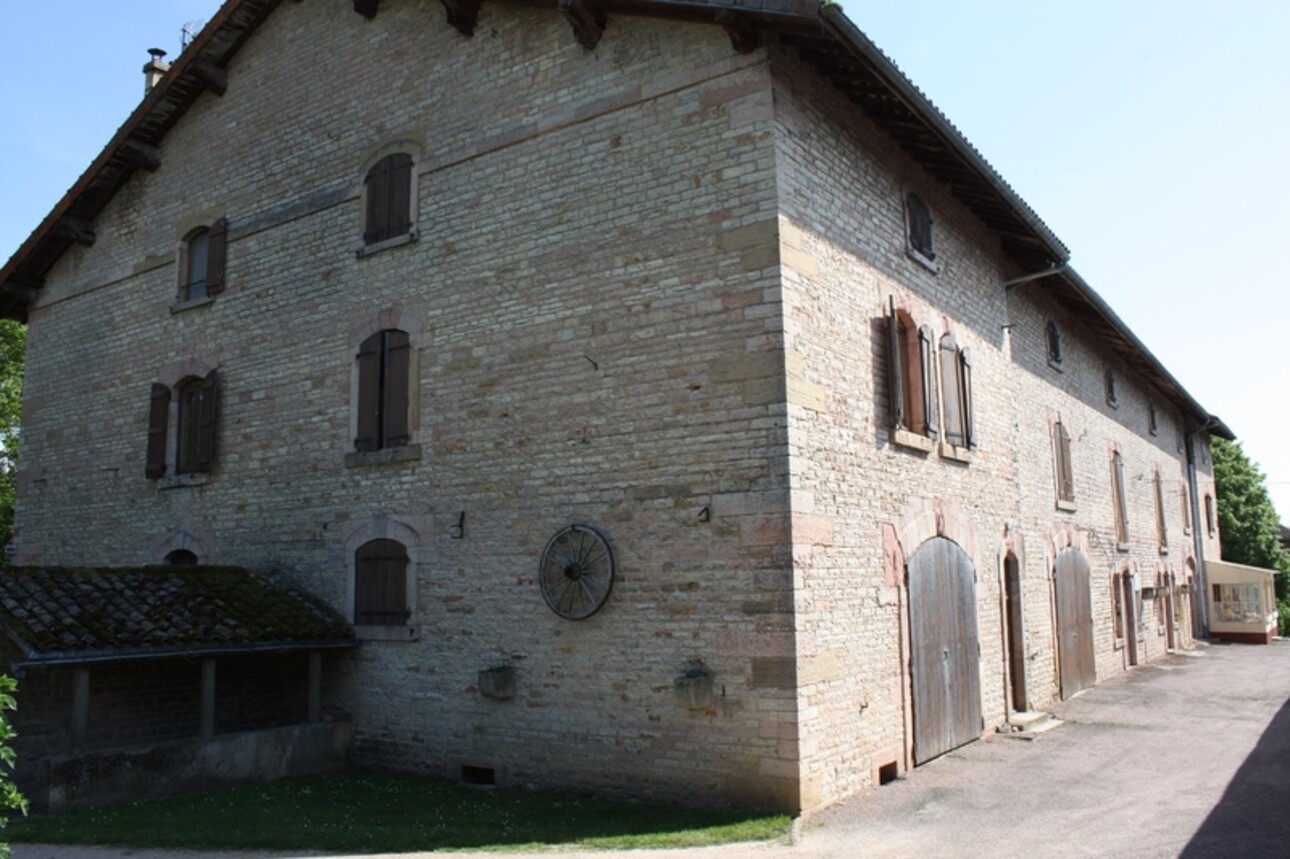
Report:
904,192,937,270
1104,367,1118,408
1149,403,1159,436
176,218,227,308
1046,320,1062,368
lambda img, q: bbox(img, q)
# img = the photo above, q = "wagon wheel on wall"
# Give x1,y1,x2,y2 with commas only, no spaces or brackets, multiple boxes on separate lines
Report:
539,524,615,620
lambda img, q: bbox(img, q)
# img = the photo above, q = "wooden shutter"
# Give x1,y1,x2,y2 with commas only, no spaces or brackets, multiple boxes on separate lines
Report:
195,369,219,473
939,336,962,447
1154,471,1168,546
919,325,938,439
1055,421,1075,502
385,153,413,237
364,158,390,244
205,217,228,295
355,539,409,625
355,331,382,452
146,383,170,478
887,300,906,430
1181,481,1192,533
1112,453,1129,543
960,348,973,447
381,330,411,448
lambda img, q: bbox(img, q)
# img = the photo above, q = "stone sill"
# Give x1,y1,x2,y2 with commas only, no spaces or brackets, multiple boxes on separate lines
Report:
158,473,210,490
345,444,422,468
1055,498,1077,513
355,624,419,642
939,442,972,464
1117,541,1131,553
170,295,215,315
356,228,419,259
891,428,935,454
906,246,940,275
1114,637,1125,651
1047,358,1063,373
1159,546,1170,556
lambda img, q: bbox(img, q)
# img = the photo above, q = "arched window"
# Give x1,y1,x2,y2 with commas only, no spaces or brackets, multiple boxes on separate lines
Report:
886,302,937,443
1045,320,1062,366
363,153,414,244
165,549,199,565
1104,366,1118,407
354,538,410,626
146,369,219,479
355,329,410,452
175,375,218,475
179,219,227,302
904,192,934,262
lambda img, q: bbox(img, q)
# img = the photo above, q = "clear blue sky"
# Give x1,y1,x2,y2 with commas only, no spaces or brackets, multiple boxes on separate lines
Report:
2,1,1288,519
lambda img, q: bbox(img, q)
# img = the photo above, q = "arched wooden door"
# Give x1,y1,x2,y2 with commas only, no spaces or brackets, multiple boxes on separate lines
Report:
908,537,982,764
1054,547,1096,698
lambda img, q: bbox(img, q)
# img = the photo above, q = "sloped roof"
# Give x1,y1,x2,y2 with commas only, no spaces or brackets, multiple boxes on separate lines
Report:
0,566,354,667
0,0,1228,436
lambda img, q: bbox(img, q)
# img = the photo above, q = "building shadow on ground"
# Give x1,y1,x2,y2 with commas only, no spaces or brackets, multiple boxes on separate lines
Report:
1180,694,1290,857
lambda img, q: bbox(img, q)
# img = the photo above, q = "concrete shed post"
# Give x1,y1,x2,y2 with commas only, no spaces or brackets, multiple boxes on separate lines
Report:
71,668,90,749
307,652,322,723
200,658,216,738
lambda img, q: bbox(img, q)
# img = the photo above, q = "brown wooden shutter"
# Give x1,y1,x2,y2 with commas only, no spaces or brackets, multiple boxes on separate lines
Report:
919,325,938,439
1112,453,1129,543
887,299,906,430
364,159,390,244
1154,471,1168,546
355,331,382,451
355,538,409,625
959,348,973,447
195,369,219,473
939,336,962,447
205,217,227,295
1055,421,1075,502
146,383,170,478
381,329,411,448
386,153,412,237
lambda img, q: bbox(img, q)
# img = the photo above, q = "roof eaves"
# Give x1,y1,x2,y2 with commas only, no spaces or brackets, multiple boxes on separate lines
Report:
1053,267,1232,439
0,0,279,322
9,637,356,670
817,3,1070,266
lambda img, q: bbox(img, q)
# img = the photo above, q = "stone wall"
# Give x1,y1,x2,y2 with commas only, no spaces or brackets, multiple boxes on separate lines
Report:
16,1,801,811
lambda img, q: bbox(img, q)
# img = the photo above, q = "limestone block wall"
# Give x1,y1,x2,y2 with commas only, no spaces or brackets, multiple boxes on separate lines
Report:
16,2,802,810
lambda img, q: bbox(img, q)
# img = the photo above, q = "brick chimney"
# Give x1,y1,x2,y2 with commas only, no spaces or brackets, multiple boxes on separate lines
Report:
143,48,170,94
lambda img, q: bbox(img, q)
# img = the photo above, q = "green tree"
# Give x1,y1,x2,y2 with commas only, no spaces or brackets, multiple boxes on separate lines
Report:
0,674,26,858
0,320,24,558
1212,437,1290,606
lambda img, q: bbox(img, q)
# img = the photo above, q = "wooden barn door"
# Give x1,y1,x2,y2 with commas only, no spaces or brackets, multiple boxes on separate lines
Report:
908,537,982,764
1054,547,1096,698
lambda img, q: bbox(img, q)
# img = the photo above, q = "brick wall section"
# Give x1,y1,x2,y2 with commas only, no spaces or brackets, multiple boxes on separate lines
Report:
17,3,801,810
766,41,1217,809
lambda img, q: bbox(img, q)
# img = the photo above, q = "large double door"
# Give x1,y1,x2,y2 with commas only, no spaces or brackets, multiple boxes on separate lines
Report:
909,537,982,765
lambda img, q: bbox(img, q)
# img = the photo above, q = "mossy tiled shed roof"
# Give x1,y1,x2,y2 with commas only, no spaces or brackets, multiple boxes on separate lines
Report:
0,566,354,666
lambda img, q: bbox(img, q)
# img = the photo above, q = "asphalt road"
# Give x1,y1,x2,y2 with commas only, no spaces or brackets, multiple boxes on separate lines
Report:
15,639,1290,859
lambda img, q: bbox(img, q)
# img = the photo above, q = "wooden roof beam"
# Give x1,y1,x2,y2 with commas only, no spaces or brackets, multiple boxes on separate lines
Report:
440,0,481,36
56,218,95,247
191,59,228,96
119,139,161,172
715,10,758,55
559,0,606,50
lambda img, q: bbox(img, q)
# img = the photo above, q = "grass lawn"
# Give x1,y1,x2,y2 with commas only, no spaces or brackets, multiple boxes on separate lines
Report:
8,770,792,853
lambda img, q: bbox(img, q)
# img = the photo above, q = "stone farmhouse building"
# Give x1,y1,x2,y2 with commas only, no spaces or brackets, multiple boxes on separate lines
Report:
0,0,1231,813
